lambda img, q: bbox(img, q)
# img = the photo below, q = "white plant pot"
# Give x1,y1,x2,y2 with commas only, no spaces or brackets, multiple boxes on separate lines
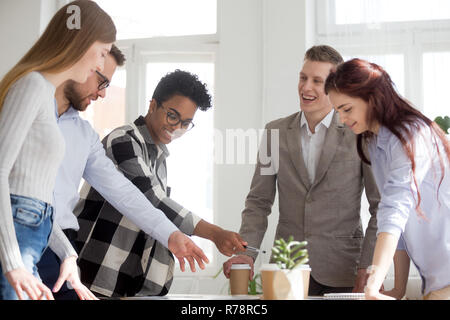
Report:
260,264,309,300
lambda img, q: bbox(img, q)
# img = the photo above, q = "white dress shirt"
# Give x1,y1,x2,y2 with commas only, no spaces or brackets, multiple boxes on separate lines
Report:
53,106,178,248
368,124,450,295
300,110,334,183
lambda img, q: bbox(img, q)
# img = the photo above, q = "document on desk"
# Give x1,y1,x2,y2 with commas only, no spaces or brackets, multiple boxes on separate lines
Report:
323,293,365,300
120,294,262,300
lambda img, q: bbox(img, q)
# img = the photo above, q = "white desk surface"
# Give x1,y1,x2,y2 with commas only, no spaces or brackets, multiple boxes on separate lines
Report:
120,294,262,300
118,294,333,300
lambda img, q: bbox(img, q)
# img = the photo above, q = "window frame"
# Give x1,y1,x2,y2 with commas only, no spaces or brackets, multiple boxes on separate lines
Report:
316,0,450,36
114,33,219,277
316,0,450,114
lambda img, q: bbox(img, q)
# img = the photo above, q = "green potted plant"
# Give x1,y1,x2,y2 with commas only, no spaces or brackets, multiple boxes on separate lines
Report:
260,236,311,300
434,116,450,135
271,236,309,269
248,273,263,295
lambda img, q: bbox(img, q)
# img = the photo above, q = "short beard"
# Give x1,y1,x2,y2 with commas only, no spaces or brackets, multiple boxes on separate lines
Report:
64,81,86,111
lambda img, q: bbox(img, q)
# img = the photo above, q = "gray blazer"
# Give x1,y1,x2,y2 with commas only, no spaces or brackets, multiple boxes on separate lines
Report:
239,111,380,287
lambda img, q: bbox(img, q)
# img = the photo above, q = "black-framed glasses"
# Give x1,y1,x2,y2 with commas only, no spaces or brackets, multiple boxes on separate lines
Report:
96,71,110,91
159,103,195,131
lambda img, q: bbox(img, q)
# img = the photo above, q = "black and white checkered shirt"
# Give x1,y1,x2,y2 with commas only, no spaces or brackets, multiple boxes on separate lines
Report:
74,116,201,297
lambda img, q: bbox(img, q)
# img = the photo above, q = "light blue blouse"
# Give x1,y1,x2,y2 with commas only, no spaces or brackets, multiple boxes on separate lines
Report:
368,124,450,295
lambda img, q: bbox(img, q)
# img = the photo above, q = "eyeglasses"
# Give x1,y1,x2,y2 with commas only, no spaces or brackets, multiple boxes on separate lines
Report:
96,71,110,91
159,103,195,131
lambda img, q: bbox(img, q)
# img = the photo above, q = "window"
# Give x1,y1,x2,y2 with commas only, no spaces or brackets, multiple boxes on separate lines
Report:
334,0,450,25
423,51,450,120
95,0,216,39
317,0,450,119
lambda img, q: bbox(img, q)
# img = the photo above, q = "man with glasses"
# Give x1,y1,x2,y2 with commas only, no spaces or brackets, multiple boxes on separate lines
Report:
95,70,111,91
71,69,246,298
38,48,246,299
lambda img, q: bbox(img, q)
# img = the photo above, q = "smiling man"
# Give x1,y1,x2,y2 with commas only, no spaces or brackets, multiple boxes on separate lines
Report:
73,69,246,298
223,45,381,296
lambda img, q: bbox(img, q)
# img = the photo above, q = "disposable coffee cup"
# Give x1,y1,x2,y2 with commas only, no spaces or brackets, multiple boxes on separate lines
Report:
229,264,251,295
297,264,311,298
260,263,281,300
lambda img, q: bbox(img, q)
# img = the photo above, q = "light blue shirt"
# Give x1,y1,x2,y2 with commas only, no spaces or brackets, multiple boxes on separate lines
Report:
53,106,178,248
368,125,450,295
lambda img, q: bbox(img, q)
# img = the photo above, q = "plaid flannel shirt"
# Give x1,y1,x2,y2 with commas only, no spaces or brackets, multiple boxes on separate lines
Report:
74,116,201,297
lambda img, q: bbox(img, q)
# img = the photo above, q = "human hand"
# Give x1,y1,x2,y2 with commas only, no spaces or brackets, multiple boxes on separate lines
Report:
168,231,210,272
5,267,54,300
352,268,369,293
53,256,98,300
364,283,395,300
212,228,247,257
354,268,385,293
222,255,254,280
381,288,404,300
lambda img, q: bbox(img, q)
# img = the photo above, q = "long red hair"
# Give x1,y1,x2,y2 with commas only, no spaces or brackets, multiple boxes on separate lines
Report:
325,58,450,217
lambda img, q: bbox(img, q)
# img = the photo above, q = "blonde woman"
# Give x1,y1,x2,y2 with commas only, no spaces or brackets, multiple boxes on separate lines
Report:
0,0,115,300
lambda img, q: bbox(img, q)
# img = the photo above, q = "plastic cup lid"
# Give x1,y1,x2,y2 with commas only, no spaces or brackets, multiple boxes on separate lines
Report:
231,264,251,270
259,263,281,271
296,264,311,271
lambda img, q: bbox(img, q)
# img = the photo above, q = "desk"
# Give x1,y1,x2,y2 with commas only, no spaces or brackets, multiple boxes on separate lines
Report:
119,294,328,300
120,294,262,300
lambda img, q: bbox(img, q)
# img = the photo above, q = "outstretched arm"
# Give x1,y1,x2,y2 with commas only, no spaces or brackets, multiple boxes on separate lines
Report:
381,249,410,300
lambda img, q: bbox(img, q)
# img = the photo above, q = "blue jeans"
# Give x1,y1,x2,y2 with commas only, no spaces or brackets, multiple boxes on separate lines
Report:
0,194,53,300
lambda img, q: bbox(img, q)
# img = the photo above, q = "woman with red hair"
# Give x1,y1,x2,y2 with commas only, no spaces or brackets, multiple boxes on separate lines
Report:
325,58,450,300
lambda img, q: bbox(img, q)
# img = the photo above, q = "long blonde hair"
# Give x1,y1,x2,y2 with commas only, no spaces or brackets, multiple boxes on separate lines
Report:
0,0,116,113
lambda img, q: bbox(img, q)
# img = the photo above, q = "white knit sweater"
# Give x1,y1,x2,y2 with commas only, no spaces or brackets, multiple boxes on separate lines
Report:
0,71,75,273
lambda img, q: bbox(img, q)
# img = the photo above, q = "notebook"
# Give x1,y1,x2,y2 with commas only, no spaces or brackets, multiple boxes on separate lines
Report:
323,293,366,300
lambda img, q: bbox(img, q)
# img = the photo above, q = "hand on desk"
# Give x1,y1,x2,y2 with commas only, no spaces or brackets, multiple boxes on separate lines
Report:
168,230,209,272
364,285,396,300
5,267,54,300
352,268,369,293
353,268,385,294
54,256,98,300
380,287,405,300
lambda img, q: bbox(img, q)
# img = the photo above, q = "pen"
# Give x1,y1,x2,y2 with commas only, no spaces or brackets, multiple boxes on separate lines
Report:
244,245,266,254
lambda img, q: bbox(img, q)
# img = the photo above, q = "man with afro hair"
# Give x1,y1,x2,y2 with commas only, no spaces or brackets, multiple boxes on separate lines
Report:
74,70,246,297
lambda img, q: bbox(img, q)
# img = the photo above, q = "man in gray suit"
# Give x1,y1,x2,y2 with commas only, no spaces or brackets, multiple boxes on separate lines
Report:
223,45,380,295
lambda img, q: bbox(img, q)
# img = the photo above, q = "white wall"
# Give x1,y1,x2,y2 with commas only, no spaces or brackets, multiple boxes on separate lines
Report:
0,0,59,78
261,0,315,123
0,0,40,78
